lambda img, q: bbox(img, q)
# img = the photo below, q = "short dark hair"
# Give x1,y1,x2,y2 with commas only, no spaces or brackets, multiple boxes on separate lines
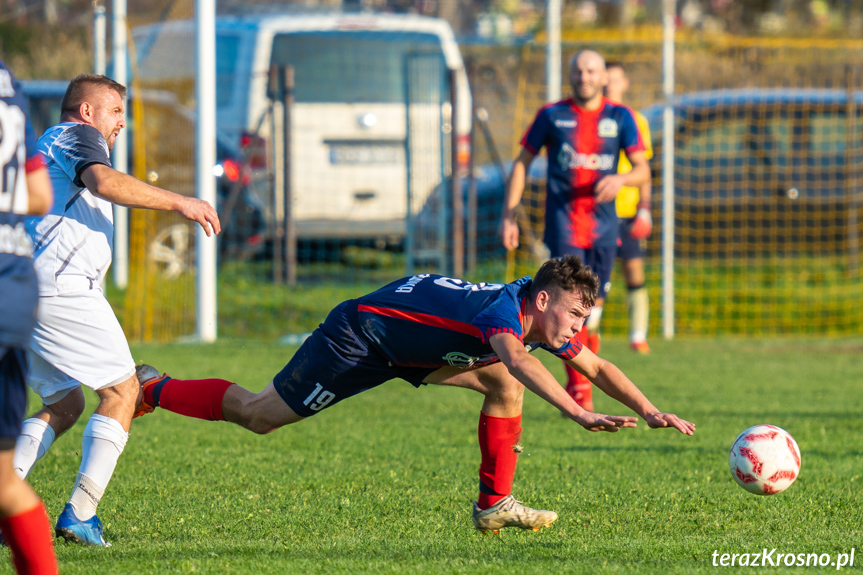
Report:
530,255,599,307
61,74,127,117
605,61,625,72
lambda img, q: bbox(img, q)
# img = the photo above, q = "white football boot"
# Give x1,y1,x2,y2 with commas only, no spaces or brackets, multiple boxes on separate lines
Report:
471,495,558,533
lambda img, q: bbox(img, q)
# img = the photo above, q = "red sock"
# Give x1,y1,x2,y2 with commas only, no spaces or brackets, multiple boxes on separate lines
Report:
477,412,522,510
145,378,235,421
0,503,58,575
565,325,593,410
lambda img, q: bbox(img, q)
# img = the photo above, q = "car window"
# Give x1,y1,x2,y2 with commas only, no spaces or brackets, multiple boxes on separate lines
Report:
679,119,747,157
808,110,846,155
271,31,443,104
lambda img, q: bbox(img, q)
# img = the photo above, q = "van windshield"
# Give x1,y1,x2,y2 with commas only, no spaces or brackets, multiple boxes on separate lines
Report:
271,31,444,104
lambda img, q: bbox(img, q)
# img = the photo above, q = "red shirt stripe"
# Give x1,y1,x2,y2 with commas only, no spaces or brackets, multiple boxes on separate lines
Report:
357,304,485,339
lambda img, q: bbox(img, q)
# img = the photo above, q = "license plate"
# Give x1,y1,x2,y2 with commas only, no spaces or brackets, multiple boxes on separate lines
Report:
329,144,401,165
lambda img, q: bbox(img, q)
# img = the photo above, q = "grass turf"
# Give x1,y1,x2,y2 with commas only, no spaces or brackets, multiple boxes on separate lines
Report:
5,338,862,574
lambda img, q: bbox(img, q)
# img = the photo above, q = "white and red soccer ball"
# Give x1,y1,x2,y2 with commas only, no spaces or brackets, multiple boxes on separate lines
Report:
729,425,801,495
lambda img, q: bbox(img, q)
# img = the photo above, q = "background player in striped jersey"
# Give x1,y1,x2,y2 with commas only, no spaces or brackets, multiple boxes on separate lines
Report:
0,59,59,575
133,255,694,533
499,50,650,411
605,61,654,354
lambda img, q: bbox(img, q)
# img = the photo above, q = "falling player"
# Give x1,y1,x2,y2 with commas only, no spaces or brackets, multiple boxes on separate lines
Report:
134,255,694,533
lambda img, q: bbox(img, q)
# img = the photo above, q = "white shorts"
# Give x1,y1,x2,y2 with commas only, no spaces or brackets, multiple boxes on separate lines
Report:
28,290,136,403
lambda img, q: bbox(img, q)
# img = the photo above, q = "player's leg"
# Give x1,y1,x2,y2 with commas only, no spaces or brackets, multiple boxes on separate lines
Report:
563,246,616,411
135,300,373,433
0,452,59,575
137,363,304,433
13,357,85,479
0,348,59,574
619,218,650,353
28,292,138,546
623,257,649,353
424,364,557,532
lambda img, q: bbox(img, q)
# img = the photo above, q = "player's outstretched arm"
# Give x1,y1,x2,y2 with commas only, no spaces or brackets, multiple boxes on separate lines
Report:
81,163,221,236
489,333,637,432
567,349,695,435
499,147,536,251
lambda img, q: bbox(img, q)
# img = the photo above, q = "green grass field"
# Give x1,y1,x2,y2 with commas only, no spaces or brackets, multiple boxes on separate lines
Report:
4,338,862,574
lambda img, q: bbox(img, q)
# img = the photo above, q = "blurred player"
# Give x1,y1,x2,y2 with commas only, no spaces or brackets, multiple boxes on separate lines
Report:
0,59,59,575
135,255,694,533
499,50,650,410
12,74,220,546
605,62,654,354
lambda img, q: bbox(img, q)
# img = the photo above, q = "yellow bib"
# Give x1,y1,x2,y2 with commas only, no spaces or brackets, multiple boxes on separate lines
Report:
615,110,653,218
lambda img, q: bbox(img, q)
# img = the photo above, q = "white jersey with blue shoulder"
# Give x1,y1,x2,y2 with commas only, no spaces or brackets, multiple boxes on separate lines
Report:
27,122,114,295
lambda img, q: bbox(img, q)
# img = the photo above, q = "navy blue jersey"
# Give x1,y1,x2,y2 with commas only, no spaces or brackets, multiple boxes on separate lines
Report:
521,98,644,249
0,60,41,347
356,274,582,369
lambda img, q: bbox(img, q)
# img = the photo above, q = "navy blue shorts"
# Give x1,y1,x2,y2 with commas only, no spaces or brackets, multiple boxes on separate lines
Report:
0,347,28,451
618,216,646,261
273,300,437,418
548,245,617,300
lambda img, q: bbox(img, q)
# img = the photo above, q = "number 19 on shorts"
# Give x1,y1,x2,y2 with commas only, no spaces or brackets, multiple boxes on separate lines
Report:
303,383,335,412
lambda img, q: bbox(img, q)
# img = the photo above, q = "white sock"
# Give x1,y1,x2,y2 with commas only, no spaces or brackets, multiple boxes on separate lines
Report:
68,414,128,521
586,305,603,333
628,286,649,343
13,418,55,479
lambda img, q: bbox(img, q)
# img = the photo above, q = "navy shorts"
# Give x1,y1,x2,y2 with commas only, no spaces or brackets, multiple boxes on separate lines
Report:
273,300,437,418
0,347,29,451
548,245,618,300
618,216,646,261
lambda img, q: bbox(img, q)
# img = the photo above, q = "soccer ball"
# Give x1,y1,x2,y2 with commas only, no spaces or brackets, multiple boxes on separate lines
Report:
728,425,801,495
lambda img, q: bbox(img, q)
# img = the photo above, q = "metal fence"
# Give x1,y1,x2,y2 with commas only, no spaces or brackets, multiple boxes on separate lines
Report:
118,10,863,341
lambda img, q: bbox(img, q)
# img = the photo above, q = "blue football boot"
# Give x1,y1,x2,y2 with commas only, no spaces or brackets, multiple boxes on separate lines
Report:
55,504,111,546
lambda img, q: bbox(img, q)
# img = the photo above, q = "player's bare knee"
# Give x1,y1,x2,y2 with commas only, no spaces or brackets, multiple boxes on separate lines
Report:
97,375,141,407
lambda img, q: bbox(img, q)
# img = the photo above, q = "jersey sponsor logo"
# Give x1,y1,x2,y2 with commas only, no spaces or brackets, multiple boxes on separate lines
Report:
433,277,505,292
557,143,615,172
395,273,430,293
598,118,619,137
554,119,577,128
443,351,479,368
0,222,33,256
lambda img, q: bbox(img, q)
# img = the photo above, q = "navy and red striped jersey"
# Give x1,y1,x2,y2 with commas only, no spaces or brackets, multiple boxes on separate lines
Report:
521,97,644,249
356,274,582,369
0,59,43,348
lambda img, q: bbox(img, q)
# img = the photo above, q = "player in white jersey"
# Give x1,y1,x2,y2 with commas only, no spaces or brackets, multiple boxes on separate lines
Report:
0,58,59,575
12,74,221,546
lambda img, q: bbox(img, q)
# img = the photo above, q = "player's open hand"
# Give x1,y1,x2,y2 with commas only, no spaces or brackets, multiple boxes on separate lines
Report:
178,197,222,236
594,173,626,204
499,216,519,251
574,412,638,432
644,412,696,435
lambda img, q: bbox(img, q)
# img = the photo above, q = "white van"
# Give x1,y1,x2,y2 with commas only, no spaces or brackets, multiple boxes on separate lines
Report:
132,12,471,240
